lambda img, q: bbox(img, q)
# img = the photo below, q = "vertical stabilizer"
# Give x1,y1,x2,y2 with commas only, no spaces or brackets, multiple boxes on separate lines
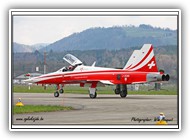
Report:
123,44,158,72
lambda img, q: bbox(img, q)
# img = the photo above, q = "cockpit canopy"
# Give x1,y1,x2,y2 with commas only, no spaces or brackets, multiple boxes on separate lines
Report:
57,54,83,73
63,54,83,66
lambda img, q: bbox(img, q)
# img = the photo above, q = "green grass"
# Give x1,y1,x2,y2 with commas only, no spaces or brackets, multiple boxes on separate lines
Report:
13,105,73,114
13,84,177,95
14,85,55,93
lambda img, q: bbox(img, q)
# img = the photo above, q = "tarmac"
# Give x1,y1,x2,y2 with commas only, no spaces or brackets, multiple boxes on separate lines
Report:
12,93,178,125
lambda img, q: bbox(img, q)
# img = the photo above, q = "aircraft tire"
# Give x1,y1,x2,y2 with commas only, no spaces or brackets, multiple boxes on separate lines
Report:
89,92,97,99
115,89,120,94
54,91,59,97
115,84,121,94
120,90,127,98
59,89,64,94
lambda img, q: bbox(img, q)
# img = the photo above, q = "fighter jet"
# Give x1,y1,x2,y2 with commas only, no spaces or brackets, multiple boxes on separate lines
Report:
24,44,169,98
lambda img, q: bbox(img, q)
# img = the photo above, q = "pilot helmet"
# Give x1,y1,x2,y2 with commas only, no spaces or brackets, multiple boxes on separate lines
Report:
68,65,73,70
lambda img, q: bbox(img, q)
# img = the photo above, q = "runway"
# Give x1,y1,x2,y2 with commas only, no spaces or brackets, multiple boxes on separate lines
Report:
12,93,178,125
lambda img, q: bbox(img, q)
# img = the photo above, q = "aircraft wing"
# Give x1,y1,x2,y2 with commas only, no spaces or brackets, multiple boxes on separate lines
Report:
99,80,114,85
77,80,114,87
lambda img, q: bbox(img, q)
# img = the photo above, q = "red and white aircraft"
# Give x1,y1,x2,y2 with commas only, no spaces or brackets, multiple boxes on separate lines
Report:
24,44,169,98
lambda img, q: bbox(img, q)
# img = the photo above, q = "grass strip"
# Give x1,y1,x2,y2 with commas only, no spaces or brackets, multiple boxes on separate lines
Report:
13,105,73,114
13,85,177,95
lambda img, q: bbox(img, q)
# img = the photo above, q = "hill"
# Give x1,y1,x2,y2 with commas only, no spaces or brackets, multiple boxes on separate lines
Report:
41,24,177,52
13,42,49,53
13,42,34,53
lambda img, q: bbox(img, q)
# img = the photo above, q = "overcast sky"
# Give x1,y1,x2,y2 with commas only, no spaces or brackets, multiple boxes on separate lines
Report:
13,16,177,45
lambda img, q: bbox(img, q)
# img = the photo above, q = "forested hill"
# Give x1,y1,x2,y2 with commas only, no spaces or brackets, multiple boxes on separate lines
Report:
13,42,49,53
41,24,177,52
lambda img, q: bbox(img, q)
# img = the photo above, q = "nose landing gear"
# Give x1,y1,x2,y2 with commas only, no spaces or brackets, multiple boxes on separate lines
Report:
89,87,97,99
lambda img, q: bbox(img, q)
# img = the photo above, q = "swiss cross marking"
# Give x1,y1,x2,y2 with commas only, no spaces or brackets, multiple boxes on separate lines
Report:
148,61,155,69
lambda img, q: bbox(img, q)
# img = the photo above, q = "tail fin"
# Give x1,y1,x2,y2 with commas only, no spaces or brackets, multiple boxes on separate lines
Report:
123,44,158,72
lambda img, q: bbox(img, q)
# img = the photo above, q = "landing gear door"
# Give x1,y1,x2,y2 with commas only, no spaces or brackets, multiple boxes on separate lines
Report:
63,54,83,66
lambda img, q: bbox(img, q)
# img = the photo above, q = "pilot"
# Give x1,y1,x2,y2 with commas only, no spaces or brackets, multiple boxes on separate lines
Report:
68,65,73,70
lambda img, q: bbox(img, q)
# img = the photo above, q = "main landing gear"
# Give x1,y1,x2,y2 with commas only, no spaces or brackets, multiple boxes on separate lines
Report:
115,84,128,98
54,84,64,97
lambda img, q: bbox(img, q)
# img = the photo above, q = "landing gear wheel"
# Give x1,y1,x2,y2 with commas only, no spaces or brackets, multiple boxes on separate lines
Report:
115,84,121,94
120,84,128,98
59,89,64,94
120,90,127,98
89,92,97,99
115,89,120,94
54,91,59,97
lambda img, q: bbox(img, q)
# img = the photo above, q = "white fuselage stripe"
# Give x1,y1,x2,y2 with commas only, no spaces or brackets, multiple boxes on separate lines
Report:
32,75,62,82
